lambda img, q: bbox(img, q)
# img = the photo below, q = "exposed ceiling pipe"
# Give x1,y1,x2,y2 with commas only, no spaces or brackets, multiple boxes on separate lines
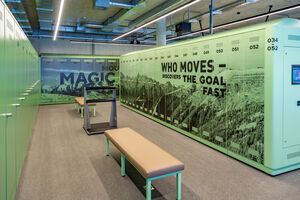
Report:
29,34,127,41
38,26,157,41
109,1,141,8
129,0,188,28
76,23,105,31
167,3,300,41
209,0,214,34
138,0,259,41
21,0,40,32
40,24,155,35
28,34,156,44
85,24,105,28
94,0,142,9
113,0,202,41
70,40,155,46
101,0,146,32
41,25,120,35
177,0,253,24
140,0,254,39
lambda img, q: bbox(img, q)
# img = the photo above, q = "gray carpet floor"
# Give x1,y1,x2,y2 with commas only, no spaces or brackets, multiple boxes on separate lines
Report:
15,102,300,200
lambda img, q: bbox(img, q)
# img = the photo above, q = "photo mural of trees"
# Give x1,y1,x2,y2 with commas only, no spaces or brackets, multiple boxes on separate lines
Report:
41,56,119,104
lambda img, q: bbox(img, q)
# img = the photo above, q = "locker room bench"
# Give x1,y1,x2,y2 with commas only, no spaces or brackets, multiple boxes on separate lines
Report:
74,97,96,118
104,127,184,200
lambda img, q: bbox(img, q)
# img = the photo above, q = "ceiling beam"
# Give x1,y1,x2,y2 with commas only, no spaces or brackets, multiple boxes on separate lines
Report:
21,0,40,32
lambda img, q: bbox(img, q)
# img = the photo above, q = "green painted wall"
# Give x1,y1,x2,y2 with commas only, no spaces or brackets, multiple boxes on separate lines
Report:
0,1,40,200
120,18,300,175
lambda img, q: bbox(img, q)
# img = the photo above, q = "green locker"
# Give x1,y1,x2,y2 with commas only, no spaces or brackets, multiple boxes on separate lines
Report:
0,2,7,200
0,1,40,199
15,27,25,182
5,9,17,200
120,18,300,175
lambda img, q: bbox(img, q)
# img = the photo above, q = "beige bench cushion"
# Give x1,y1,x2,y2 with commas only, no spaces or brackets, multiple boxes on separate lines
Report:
105,128,184,179
74,97,96,106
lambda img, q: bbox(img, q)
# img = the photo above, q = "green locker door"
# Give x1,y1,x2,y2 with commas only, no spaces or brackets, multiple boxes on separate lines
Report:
18,39,27,171
0,2,7,200
14,26,23,183
5,8,17,200
23,46,30,153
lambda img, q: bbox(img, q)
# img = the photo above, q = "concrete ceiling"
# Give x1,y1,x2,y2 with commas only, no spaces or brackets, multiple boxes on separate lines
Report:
5,0,300,44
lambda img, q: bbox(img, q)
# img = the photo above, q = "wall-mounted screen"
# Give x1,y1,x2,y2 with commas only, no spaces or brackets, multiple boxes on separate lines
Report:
292,65,300,85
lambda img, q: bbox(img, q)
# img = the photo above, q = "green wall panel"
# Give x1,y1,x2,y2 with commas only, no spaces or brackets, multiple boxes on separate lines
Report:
120,18,300,175
0,1,40,199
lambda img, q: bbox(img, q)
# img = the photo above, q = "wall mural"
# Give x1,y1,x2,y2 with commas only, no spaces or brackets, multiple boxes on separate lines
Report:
120,30,265,165
41,56,119,104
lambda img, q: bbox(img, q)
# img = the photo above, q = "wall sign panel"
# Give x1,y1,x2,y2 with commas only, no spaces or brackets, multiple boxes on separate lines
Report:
40,55,120,104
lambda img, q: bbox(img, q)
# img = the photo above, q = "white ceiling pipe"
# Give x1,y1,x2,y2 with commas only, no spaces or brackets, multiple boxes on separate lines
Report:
109,1,142,8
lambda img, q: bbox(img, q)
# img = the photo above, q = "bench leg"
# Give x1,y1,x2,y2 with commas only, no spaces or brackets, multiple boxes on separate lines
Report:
106,137,109,156
89,106,91,112
176,172,181,200
80,107,83,118
146,179,151,200
121,153,125,177
77,104,80,112
93,106,96,117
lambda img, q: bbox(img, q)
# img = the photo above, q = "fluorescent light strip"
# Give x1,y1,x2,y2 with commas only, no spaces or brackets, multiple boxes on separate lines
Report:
53,0,65,40
167,4,300,41
70,41,155,47
112,0,201,41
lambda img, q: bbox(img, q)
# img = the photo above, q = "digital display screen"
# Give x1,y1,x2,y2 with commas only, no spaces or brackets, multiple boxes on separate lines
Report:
292,65,300,85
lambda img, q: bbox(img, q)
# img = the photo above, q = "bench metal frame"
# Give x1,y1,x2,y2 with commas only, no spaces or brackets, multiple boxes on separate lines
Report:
83,86,117,135
75,102,96,118
105,137,182,200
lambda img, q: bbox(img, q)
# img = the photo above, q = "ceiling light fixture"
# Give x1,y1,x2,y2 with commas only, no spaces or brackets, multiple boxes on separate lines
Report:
53,0,65,40
167,4,300,41
112,0,202,41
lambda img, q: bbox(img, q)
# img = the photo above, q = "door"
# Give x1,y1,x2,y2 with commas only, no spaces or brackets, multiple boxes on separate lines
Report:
283,47,300,147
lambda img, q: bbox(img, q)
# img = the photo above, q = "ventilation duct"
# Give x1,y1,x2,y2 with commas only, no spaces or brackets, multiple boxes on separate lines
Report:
94,0,140,10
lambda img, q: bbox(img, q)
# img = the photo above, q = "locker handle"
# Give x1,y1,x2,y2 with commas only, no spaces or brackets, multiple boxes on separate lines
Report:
22,93,29,96
26,89,31,93
18,97,25,101
0,113,13,117
12,104,20,107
